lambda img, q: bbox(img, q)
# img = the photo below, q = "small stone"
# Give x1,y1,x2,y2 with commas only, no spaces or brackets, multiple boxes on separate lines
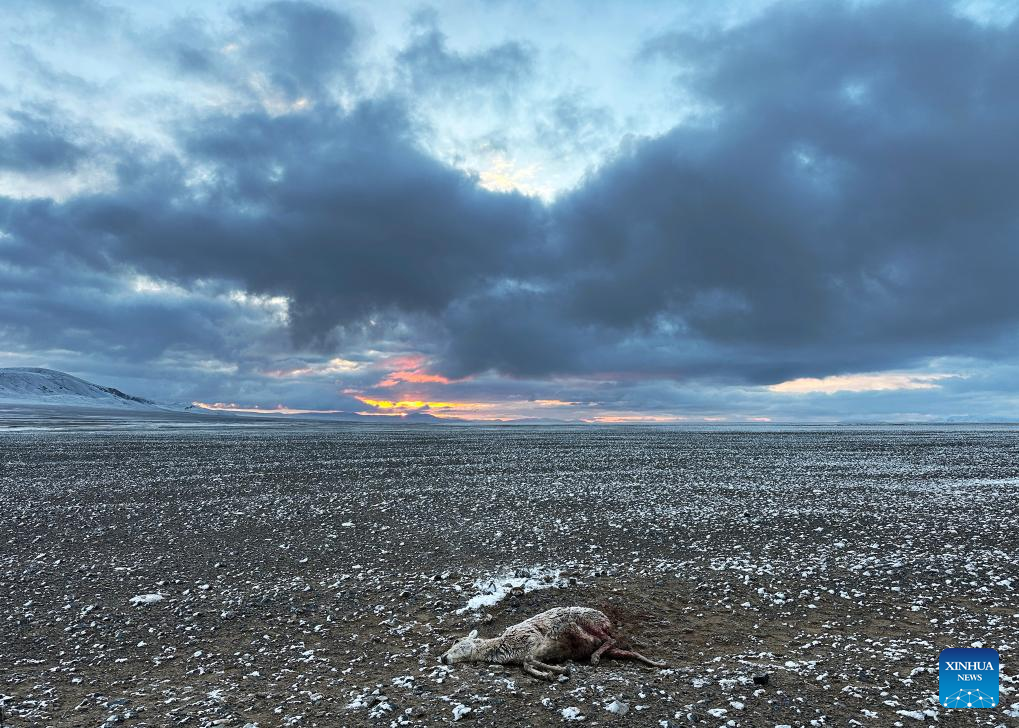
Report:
752,672,770,685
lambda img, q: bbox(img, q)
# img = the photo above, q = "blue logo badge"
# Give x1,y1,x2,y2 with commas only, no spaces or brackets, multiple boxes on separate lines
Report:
939,647,999,708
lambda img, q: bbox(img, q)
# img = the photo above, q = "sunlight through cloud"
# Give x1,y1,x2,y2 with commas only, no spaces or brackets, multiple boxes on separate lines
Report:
768,372,956,394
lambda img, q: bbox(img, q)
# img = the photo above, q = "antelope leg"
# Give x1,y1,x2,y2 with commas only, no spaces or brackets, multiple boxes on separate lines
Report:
590,637,616,665
531,659,570,675
522,661,555,681
606,647,666,668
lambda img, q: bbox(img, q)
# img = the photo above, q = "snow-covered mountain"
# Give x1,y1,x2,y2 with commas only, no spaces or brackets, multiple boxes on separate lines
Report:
0,368,192,411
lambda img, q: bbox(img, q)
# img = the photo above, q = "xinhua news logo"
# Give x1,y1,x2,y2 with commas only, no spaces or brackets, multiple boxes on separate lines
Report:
939,647,999,709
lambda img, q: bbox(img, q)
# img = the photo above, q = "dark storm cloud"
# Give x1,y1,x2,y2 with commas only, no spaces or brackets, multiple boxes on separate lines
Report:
0,252,267,367
5,0,1019,405
442,0,1019,382
0,109,84,172
0,0,536,402
235,1,358,100
1,100,542,349
442,289,586,378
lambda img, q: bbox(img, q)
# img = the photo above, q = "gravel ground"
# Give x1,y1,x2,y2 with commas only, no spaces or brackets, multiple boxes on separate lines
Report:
1,423,1017,727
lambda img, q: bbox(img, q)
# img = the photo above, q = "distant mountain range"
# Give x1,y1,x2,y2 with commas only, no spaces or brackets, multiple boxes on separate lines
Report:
0,367,198,412
0,367,457,422
0,367,571,424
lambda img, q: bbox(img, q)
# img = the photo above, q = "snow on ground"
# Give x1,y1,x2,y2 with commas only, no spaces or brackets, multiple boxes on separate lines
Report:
458,566,569,613
1,424,1017,727
128,593,165,606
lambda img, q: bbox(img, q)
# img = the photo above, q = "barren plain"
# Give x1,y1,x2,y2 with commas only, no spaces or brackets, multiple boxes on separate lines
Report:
1,423,1017,727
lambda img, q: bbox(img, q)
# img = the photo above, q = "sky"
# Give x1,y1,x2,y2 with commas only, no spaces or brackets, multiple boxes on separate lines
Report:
2,0,1019,423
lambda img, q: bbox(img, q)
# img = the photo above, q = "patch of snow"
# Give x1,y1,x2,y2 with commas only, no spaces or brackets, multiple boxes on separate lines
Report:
561,706,584,721
129,593,164,606
456,565,567,613
605,699,629,715
895,709,925,720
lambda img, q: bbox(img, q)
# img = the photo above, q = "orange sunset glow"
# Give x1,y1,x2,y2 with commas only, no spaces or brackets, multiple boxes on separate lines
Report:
371,354,460,388
354,395,505,419
356,397,457,410
377,370,453,387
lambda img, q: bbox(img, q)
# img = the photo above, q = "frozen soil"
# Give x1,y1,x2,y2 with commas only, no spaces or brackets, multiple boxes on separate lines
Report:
1,424,1017,727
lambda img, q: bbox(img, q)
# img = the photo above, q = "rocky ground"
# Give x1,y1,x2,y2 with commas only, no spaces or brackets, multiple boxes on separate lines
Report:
1,423,1017,727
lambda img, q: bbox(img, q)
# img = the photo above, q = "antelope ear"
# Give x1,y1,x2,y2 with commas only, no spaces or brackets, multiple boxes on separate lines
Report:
468,630,478,639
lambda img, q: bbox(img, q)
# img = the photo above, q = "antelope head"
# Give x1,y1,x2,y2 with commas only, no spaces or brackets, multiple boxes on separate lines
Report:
439,629,481,664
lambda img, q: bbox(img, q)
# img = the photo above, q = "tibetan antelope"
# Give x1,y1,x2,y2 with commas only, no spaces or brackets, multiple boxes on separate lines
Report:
439,607,666,680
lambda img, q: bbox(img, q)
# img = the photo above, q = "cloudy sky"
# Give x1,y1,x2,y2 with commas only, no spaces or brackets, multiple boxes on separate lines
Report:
2,0,1019,422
